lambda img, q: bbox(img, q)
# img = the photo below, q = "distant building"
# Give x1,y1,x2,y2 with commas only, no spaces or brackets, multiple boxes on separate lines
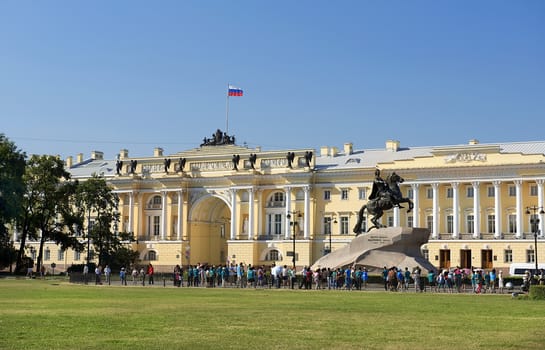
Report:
20,137,545,274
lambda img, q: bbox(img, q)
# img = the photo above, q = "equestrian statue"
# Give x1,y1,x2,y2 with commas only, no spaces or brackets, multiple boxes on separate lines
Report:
353,169,413,234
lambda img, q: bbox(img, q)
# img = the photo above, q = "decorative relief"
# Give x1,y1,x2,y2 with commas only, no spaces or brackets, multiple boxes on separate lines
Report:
191,161,233,171
444,152,487,163
261,158,289,168
142,163,163,176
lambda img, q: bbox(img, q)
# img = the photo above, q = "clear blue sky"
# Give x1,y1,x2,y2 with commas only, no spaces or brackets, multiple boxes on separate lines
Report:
1,1,544,160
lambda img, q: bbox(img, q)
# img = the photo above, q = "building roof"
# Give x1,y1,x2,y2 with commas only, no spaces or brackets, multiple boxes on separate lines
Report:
67,140,545,178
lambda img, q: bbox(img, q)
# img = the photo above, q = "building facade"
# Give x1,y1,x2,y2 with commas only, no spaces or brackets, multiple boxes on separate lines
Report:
20,136,545,274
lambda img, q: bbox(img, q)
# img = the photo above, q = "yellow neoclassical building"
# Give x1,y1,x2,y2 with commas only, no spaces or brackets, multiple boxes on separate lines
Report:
21,135,545,274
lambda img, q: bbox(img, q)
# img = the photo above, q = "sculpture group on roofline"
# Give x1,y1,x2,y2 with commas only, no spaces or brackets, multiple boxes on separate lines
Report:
201,129,236,147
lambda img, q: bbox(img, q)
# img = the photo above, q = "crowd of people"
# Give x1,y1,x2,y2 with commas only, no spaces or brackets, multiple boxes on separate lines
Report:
77,262,541,294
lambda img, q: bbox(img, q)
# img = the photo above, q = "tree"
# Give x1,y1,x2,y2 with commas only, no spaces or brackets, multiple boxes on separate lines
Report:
75,174,132,268
15,155,84,274
0,134,26,271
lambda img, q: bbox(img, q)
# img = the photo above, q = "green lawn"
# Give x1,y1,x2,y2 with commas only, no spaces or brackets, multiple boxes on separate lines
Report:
1,278,544,350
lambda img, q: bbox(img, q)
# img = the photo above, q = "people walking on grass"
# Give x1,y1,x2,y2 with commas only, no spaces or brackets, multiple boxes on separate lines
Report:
174,265,182,287
413,266,422,292
104,265,111,285
120,267,127,285
382,266,388,291
247,265,256,288
362,267,368,289
489,269,497,293
403,267,411,291
498,270,504,294
147,263,154,285
140,267,146,285
95,265,102,285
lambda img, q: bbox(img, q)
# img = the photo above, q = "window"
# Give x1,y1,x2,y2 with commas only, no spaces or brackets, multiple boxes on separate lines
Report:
508,186,516,197
152,216,160,236
341,189,349,200
504,249,513,263
267,214,283,236
466,186,474,198
530,185,538,196
466,215,474,234
268,192,285,207
358,188,367,200
422,249,429,261
148,251,157,261
426,187,433,199
387,216,393,227
324,217,332,235
266,249,280,261
487,214,495,233
75,251,81,261
508,214,516,233
426,216,433,231
44,249,50,261
446,188,453,198
446,215,453,234
407,216,413,228
487,186,495,197
340,216,349,235
148,195,162,209
407,188,413,200
324,190,331,200
527,249,535,264
58,249,64,261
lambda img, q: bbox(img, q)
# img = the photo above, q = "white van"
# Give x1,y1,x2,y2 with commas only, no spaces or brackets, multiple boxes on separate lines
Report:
509,263,545,276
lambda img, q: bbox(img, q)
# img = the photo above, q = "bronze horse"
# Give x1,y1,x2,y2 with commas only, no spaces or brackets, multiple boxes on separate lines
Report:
353,172,413,234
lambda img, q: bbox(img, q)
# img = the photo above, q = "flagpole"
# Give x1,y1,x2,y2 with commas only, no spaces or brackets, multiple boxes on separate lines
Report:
226,83,230,134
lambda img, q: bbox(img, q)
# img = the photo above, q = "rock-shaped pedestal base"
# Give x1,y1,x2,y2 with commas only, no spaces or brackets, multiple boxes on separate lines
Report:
311,227,435,274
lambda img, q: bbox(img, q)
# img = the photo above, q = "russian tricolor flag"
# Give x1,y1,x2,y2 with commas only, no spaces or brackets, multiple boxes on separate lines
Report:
228,85,243,97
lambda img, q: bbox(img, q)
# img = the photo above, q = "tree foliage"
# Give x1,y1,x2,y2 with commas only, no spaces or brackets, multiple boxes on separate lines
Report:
15,155,84,274
0,134,26,270
75,175,135,268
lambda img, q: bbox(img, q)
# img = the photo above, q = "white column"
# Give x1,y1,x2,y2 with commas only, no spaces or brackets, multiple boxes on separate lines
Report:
284,187,292,239
515,180,523,239
472,182,480,239
537,180,544,237
303,186,311,238
412,184,420,228
494,181,502,239
161,191,167,240
248,188,255,239
128,192,134,235
257,189,263,240
136,192,143,240
230,189,237,240
432,183,439,239
393,207,400,227
177,190,183,240
452,182,459,239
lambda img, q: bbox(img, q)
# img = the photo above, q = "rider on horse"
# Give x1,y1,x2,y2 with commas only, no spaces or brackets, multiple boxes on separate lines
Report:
369,169,404,209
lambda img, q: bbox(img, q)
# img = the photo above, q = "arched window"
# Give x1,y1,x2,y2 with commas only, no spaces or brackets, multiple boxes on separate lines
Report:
268,192,285,207
148,196,162,209
266,249,281,261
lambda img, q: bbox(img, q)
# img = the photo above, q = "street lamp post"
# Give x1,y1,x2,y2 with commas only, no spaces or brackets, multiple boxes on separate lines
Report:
286,211,302,270
87,206,91,267
329,217,337,255
526,205,545,275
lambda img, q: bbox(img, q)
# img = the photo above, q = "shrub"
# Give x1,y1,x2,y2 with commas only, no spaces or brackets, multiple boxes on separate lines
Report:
528,285,545,300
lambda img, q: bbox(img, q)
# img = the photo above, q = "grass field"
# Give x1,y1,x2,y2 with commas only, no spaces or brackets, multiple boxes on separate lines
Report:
1,278,544,350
